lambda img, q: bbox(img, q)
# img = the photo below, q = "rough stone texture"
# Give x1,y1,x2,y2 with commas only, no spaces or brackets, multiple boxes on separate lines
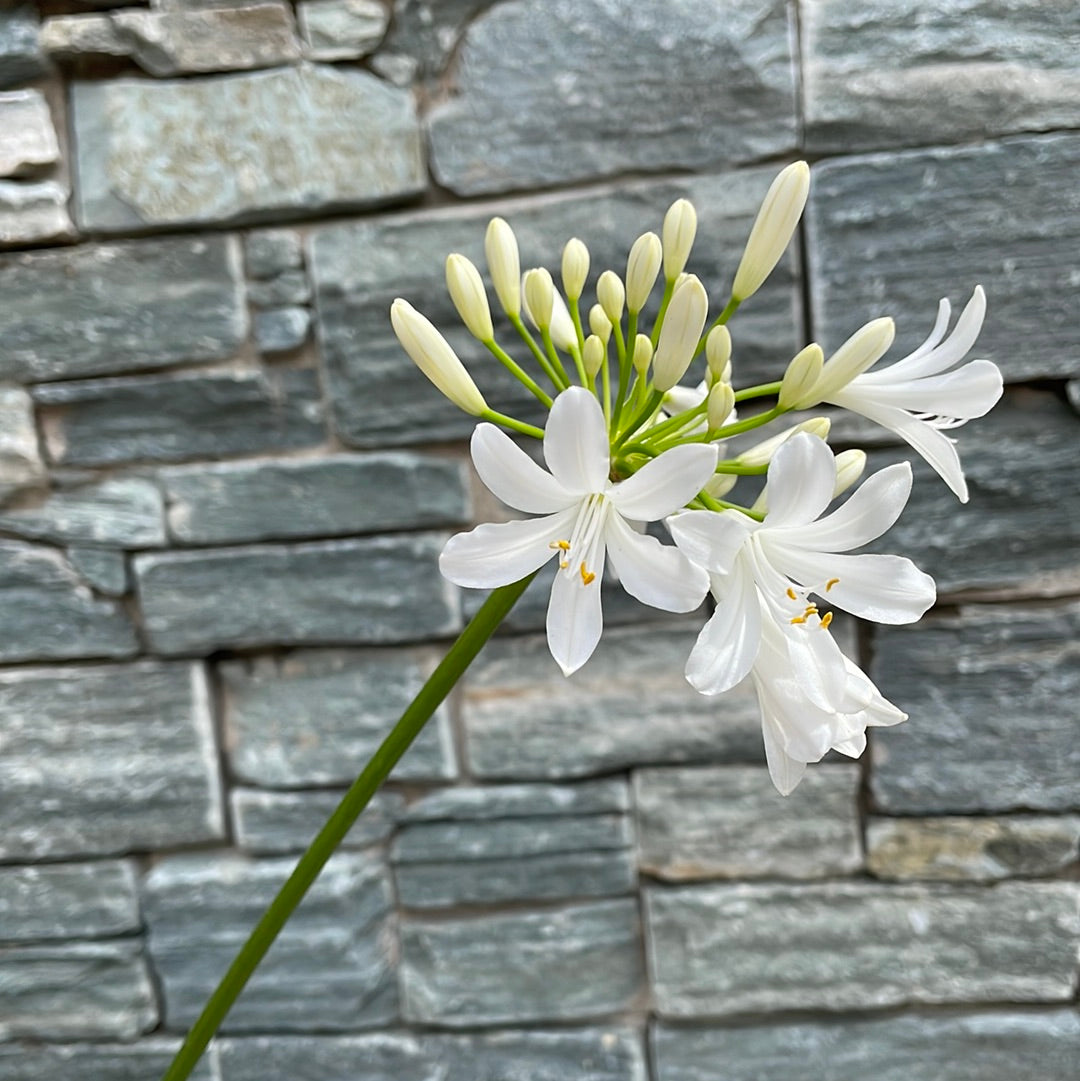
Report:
0,236,245,382
0,940,157,1040
136,533,458,654
221,647,456,786
808,134,1080,381
34,369,325,467
0,6,46,89
0,383,46,503
646,881,1080,1017
653,1010,1080,1081
297,0,388,60
373,0,493,84
143,852,398,1031
310,167,801,447
245,227,302,278
803,1,1080,152
0,861,139,942
429,0,796,195
253,306,310,353
67,546,129,595
0,661,224,860
402,779,630,821
0,1041,216,1081
39,13,131,62
634,765,862,881
401,899,644,1025
0,179,76,246
0,540,137,662
870,602,1080,814
248,268,311,306
72,65,425,232
867,816,1080,882
0,89,59,177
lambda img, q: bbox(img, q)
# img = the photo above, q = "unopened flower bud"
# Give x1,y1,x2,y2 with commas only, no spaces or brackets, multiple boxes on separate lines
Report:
736,416,831,467
390,298,487,416
652,275,709,392
625,232,662,313
596,270,625,325
706,382,736,431
802,317,895,405
562,237,590,301
631,334,653,376
522,267,555,329
777,343,824,411
705,325,732,385
582,334,605,379
485,217,521,317
833,448,867,497
704,473,736,499
732,161,810,302
588,303,612,343
663,198,697,280
446,253,493,342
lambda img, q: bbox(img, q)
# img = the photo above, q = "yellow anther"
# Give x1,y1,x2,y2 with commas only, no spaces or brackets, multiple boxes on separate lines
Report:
803,604,818,616
785,587,798,601
826,577,840,592
789,615,807,625
579,562,596,586
820,611,834,629
550,539,571,551
559,560,569,569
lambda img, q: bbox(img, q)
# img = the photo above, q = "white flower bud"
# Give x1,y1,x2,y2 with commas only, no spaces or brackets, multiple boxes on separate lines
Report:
561,237,590,301
522,267,554,329
800,317,895,405
704,473,736,499
445,253,493,342
588,303,612,344
705,325,732,385
625,232,662,314
833,448,867,497
485,216,521,317
662,198,697,280
582,334,605,379
732,161,810,302
736,416,831,467
777,343,824,411
630,333,653,376
596,270,625,326
652,275,709,392
390,298,487,416
706,382,736,431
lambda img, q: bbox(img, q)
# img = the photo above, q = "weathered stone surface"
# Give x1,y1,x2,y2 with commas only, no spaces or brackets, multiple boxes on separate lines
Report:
0,940,157,1040
373,0,493,84
808,134,1080,381
67,546,129,595
231,788,404,854
136,533,458,654
402,778,630,820
0,178,75,246
253,305,310,353
0,384,46,503
870,601,1080,813
803,0,1080,153
311,168,801,447
0,861,138,942
222,647,455,785
143,851,397,1031
653,1010,1080,1081
72,65,425,231
0,236,245,381
0,661,224,860
161,451,467,545
646,881,1080,1016
0,541,137,663
34,369,325,466
0,89,59,177
429,0,796,195
39,13,130,62
868,815,1080,882
297,0,388,60
401,899,644,1025
248,268,311,306
634,765,862,881
0,1040,216,1081
0,476,165,547
0,6,46,89
245,227,302,278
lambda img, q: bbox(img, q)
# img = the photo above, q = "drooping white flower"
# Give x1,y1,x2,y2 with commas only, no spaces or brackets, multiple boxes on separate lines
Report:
441,387,718,675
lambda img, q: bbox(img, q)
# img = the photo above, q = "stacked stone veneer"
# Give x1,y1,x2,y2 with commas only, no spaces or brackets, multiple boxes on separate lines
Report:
1,2,1078,1079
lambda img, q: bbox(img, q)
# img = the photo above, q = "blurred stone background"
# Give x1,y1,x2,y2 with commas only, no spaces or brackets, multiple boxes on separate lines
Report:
0,1,1078,1078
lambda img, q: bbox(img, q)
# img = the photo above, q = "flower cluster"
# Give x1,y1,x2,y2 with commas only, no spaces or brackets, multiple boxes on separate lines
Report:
391,163,1002,794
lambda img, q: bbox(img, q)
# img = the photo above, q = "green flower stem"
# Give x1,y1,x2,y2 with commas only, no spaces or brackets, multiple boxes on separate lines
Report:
159,574,537,1081
635,399,707,444
695,490,764,519
540,327,572,387
693,295,741,360
733,380,782,402
510,314,568,392
600,340,612,427
647,404,782,454
569,296,586,352
714,460,770,475
613,388,664,448
649,279,676,348
484,340,553,408
481,409,546,439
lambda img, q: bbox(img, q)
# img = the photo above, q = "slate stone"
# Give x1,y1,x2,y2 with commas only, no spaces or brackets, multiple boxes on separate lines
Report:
869,601,1080,814
0,1040,217,1081
0,89,59,177
248,268,311,306
633,765,862,881
803,1,1080,153
0,236,245,382
0,940,157,1040
0,6,46,89
0,661,224,860
136,533,458,654
34,369,325,467
0,384,46,503
253,305,310,353
221,647,456,786
428,0,796,195
653,1010,1080,1081
0,540,137,663
402,778,629,820
39,13,130,63
401,899,644,1025
0,861,139,942
372,0,493,84
72,65,425,231
807,134,1080,381
867,815,1080,882
0,178,75,247
67,546,129,595
142,851,398,1031
311,167,801,447
245,228,303,278
297,0,388,60
646,880,1080,1017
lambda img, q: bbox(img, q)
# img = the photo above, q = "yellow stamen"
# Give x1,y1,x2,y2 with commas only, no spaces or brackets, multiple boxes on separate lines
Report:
785,587,797,601
803,604,818,616
826,577,840,592
579,562,596,586
549,540,571,551
559,560,569,569
820,611,833,629
789,615,807,625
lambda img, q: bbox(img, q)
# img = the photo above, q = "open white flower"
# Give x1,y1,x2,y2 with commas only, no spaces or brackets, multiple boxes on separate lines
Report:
441,387,718,675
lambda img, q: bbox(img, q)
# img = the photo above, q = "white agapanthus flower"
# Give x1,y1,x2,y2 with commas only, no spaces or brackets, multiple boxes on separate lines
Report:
441,387,718,675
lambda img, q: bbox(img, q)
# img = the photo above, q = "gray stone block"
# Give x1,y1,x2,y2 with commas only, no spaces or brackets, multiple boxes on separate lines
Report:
34,369,326,467
428,0,796,195
867,816,1080,882
244,228,302,279
247,268,311,307
72,65,424,232
0,384,46,504
310,167,801,447
0,236,245,382
0,861,139,942
0,89,59,177
807,134,1080,381
253,306,310,353
221,647,456,786
646,880,1080,1017
297,0,388,61
401,899,644,1025
0,1040,216,1081
0,661,224,860
67,546,129,595
402,778,629,820
634,765,862,881
0,6,46,89
372,0,493,84
0,179,76,247
39,13,130,63
143,851,398,1031
869,601,1080,813
136,533,459,654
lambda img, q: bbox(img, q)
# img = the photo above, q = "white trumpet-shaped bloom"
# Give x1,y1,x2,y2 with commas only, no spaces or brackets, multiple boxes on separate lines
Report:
441,388,718,676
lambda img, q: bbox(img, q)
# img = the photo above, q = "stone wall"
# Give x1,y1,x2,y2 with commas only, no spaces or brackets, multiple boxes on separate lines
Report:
1,2,1078,1078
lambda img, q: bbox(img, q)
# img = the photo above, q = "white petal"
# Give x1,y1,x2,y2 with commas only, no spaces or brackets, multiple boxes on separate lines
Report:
764,434,837,527
761,713,809,795
668,509,756,574
439,508,577,588
471,424,575,513
847,360,1002,419
831,731,867,758
662,381,707,415
610,444,719,521
546,546,606,675
684,563,761,695
543,387,610,494
605,512,709,613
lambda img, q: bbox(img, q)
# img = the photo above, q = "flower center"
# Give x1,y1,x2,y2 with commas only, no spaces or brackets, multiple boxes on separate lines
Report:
548,494,609,585
783,577,839,629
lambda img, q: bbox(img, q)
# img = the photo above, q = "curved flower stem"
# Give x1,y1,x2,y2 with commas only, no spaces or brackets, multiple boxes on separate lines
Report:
510,314,568,392
159,574,537,1081
734,380,782,403
481,409,546,439
649,279,675,348
485,340,553,408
